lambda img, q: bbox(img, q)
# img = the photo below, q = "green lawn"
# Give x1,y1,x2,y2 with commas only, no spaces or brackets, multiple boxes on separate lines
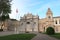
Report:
43,33,60,39
0,34,36,40
50,33,60,39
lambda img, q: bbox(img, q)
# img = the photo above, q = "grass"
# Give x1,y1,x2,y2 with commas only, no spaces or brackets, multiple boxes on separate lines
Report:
0,34,36,40
50,33,60,39
43,32,60,39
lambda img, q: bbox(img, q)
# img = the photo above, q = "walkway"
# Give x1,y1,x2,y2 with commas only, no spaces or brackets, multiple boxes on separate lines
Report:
0,31,15,36
0,31,60,40
31,33,59,40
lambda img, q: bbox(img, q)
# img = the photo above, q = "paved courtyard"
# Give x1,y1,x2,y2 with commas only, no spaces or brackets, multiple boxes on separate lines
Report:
31,33,60,40
0,31,60,40
0,31,15,36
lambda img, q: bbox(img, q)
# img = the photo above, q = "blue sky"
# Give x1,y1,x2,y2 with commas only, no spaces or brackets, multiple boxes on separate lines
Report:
9,0,60,20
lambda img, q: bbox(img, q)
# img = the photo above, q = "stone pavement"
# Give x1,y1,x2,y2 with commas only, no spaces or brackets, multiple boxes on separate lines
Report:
0,31,60,40
31,33,60,40
0,31,15,36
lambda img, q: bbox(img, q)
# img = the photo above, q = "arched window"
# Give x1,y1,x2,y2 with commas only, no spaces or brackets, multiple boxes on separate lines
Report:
27,22,30,24
55,20,57,24
59,20,60,24
44,27,45,32
48,16,51,19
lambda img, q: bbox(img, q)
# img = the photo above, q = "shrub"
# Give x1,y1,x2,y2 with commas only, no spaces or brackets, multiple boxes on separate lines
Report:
39,31,42,33
0,29,3,32
46,27,55,35
25,31,29,33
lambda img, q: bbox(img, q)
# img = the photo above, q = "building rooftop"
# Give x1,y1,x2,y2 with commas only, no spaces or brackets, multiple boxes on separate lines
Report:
53,16,60,18
10,19,17,21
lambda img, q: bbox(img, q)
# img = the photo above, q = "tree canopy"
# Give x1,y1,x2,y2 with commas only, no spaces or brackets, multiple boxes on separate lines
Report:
46,27,55,35
0,0,12,14
0,0,12,21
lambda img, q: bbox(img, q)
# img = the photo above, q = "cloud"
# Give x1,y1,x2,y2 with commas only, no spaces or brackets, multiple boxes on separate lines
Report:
10,0,60,20
25,1,42,8
34,0,60,19
36,1,60,13
10,0,43,20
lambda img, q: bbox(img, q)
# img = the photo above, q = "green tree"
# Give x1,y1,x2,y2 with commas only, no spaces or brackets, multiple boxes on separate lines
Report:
46,27,55,35
0,0,12,29
0,0,12,14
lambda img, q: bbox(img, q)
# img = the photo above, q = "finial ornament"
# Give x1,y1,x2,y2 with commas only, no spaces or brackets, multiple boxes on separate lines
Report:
47,8,52,15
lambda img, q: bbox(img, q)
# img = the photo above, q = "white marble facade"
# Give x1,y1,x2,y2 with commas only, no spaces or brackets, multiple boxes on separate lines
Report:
18,13,39,32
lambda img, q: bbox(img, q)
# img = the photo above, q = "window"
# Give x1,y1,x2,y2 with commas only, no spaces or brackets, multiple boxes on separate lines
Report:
44,27,45,32
59,20,60,24
48,16,51,19
27,22,30,24
55,20,57,24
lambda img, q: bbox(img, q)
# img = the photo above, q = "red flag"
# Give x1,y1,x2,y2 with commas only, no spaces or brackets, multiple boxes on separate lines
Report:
16,9,18,13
